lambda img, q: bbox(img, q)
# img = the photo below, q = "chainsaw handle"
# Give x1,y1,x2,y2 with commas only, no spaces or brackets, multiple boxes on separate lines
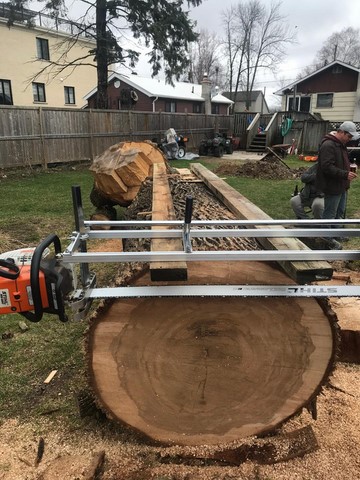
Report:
0,259,20,280
26,234,62,323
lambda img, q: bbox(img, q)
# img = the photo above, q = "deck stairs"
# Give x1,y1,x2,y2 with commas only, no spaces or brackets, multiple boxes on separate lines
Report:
247,132,267,153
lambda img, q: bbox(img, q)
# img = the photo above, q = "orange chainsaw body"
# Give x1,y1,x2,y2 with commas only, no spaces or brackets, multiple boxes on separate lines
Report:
0,264,49,315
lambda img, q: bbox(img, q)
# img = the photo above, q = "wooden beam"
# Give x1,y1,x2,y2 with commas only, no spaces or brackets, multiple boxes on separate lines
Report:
150,162,187,281
190,163,333,284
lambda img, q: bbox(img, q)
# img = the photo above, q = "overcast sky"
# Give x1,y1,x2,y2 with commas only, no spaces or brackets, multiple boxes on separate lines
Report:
188,0,360,106
29,0,360,107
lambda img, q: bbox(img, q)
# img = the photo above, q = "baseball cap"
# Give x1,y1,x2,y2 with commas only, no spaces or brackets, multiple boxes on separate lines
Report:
339,121,360,141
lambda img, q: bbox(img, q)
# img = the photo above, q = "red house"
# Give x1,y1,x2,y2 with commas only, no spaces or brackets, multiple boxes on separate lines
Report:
84,72,233,115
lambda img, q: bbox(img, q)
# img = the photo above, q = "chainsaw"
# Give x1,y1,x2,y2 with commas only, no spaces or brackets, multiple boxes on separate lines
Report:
1,186,360,323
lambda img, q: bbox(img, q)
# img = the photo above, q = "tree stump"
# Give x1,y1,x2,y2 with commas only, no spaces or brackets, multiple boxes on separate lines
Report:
87,260,337,446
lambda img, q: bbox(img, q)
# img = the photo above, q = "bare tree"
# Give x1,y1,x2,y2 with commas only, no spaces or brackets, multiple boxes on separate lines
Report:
7,0,203,109
317,27,360,67
300,27,360,77
222,0,295,110
186,29,225,88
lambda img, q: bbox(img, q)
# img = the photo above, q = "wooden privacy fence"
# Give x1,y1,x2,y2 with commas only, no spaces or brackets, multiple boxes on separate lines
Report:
283,119,330,153
0,106,234,169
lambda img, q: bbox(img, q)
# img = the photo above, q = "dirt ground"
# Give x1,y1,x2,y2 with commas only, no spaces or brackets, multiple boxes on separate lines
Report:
1,159,360,480
214,155,307,180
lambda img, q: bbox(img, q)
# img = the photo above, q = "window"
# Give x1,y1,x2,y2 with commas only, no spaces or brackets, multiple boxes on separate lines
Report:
32,82,46,102
287,95,311,112
288,96,300,111
316,93,333,108
193,103,202,114
64,86,75,104
36,37,50,60
332,65,342,74
0,79,13,105
165,100,176,112
211,104,220,114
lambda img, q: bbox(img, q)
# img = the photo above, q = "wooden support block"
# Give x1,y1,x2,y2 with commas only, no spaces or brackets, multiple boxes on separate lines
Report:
190,163,333,284
150,162,187,281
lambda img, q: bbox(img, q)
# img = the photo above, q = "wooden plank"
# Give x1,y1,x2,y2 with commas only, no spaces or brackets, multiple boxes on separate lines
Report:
190,163,333,284
44,370,57,384
175,168,203,182
150,162,187,281
266,146,292,168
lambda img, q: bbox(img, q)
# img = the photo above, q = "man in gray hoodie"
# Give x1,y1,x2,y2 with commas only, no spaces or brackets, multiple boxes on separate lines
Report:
316,121,360,249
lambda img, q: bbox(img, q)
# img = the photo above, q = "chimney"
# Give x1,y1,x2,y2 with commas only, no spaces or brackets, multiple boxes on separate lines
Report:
201,73,212,115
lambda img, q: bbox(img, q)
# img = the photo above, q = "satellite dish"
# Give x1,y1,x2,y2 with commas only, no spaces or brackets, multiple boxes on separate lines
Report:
114,80,120,89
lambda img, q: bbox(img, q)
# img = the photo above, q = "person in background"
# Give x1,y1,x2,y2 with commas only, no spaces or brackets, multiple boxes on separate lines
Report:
290,162,324,219
316,121,360,249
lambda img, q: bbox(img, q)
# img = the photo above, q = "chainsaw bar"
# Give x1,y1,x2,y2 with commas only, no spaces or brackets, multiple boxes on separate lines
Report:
76,284,360,299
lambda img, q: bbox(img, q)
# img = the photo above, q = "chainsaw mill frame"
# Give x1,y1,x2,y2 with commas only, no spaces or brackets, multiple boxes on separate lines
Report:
50,186,360,320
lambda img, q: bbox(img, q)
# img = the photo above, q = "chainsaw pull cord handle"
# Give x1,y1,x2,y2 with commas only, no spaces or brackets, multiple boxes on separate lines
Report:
183,196,193,253
0,259,20,280
23,234,62,323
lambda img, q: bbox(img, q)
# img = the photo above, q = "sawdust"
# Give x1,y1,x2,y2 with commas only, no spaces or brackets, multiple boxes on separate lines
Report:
0,365,360,480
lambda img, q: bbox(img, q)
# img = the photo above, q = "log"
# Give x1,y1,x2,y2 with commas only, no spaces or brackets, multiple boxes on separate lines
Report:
87,260,337,446
150,162,187,281
89,141,164,206
190,163,333,284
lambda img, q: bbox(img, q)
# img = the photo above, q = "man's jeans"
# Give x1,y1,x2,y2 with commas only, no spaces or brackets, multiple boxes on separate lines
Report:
323,192,347,221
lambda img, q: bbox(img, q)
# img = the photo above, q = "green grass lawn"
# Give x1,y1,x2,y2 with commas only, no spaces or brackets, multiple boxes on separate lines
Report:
1,157,360,427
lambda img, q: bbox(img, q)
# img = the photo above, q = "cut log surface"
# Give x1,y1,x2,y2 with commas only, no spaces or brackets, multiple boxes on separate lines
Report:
89,141,164,206
88,260,336,446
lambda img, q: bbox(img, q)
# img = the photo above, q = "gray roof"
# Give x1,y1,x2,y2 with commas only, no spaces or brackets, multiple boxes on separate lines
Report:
84,73,233,104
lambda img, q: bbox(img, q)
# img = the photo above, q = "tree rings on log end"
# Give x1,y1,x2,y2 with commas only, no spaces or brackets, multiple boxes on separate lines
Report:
87,262,336,446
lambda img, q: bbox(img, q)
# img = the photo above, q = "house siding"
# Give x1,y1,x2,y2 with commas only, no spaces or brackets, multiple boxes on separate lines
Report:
233,99,260,113
223,91,269,114
0,19,97,108
312,92,357,121
297,67,358,94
